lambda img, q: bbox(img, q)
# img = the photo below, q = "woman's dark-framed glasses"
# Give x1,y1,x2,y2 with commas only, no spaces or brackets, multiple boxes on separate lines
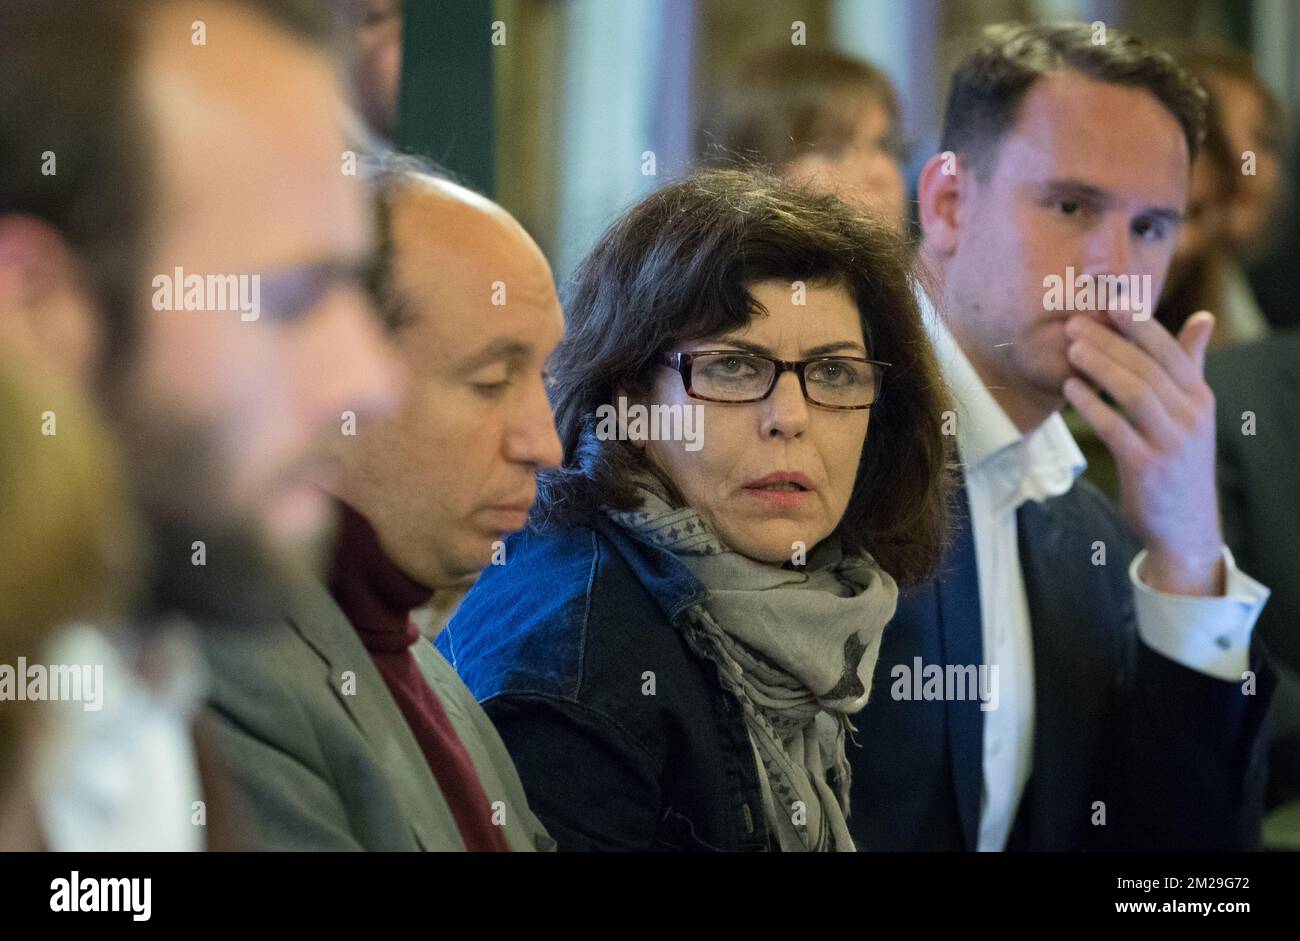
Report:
660,351,888,410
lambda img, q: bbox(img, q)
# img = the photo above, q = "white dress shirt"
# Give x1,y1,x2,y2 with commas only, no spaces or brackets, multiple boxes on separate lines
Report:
33,621,207,851
919,290,1271,851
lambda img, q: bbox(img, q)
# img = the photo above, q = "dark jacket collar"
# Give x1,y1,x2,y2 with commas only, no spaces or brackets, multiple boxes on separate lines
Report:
591,512,710,625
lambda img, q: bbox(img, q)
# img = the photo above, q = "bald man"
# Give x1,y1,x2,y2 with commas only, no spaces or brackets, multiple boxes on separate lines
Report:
197,156,562,851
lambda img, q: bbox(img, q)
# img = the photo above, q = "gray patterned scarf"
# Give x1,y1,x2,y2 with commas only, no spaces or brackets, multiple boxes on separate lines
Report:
603,479,898,852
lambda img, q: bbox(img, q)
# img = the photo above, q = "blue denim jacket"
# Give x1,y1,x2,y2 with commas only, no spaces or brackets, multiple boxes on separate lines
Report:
435,509,771,851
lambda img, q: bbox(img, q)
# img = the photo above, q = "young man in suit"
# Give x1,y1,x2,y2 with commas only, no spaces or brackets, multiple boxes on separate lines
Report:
198,157,563,850
845,22,1274,851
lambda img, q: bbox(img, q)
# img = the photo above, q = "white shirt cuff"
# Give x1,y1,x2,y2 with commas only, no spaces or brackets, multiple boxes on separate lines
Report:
1129,546,1270,682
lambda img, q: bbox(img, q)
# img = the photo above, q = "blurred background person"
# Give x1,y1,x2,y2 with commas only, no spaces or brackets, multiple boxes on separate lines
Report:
1160,44,1288,344
699,47,909,233
1152,91,1239,339
0,0,396,848
334,0,404,142
1207,326,1300,848
1187,47,1289,266
0,356,138,850
1150,43,1300,846
1244,117,1300,333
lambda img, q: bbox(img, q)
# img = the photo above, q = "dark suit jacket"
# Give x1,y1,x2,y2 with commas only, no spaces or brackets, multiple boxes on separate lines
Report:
846,476,1273,850
1207,329,1300,808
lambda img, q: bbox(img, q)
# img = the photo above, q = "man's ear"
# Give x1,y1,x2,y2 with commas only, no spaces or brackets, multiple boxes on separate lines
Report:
0,216,100,385
917,151,966,259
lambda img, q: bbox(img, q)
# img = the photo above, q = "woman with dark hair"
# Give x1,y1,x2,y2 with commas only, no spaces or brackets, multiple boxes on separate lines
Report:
437,169,952,851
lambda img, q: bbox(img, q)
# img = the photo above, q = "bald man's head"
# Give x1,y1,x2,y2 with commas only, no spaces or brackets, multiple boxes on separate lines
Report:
366,161,557,333
337,160,563,588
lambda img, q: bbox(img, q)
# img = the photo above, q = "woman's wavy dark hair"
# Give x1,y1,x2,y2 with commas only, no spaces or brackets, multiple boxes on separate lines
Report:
539,168,953,585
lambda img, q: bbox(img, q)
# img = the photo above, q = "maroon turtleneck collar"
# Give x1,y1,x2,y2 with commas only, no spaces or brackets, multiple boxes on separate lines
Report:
326,500,508,851
327,500,432,653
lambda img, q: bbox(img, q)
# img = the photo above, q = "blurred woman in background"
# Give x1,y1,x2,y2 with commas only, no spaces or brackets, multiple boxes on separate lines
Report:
1155,92,1240,340
1159,44,1289,344
700,48,910,233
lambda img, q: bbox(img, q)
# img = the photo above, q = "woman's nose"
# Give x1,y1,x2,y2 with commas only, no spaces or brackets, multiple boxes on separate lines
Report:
760,370,809,438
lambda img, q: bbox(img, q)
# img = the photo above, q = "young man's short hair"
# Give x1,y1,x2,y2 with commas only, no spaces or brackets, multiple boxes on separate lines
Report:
941,21,1207,179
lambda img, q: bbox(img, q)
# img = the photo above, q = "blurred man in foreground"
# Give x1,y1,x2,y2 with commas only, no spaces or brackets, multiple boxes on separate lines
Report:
0,0,396,848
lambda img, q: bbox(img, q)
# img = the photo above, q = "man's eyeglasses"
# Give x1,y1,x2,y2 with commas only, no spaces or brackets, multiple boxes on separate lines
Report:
659,351,889,410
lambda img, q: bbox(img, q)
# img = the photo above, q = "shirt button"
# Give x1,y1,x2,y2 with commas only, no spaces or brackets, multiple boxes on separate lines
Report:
1215,634,1232,650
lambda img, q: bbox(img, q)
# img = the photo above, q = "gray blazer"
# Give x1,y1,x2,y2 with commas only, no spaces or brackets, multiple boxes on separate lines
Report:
197,577,554,851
